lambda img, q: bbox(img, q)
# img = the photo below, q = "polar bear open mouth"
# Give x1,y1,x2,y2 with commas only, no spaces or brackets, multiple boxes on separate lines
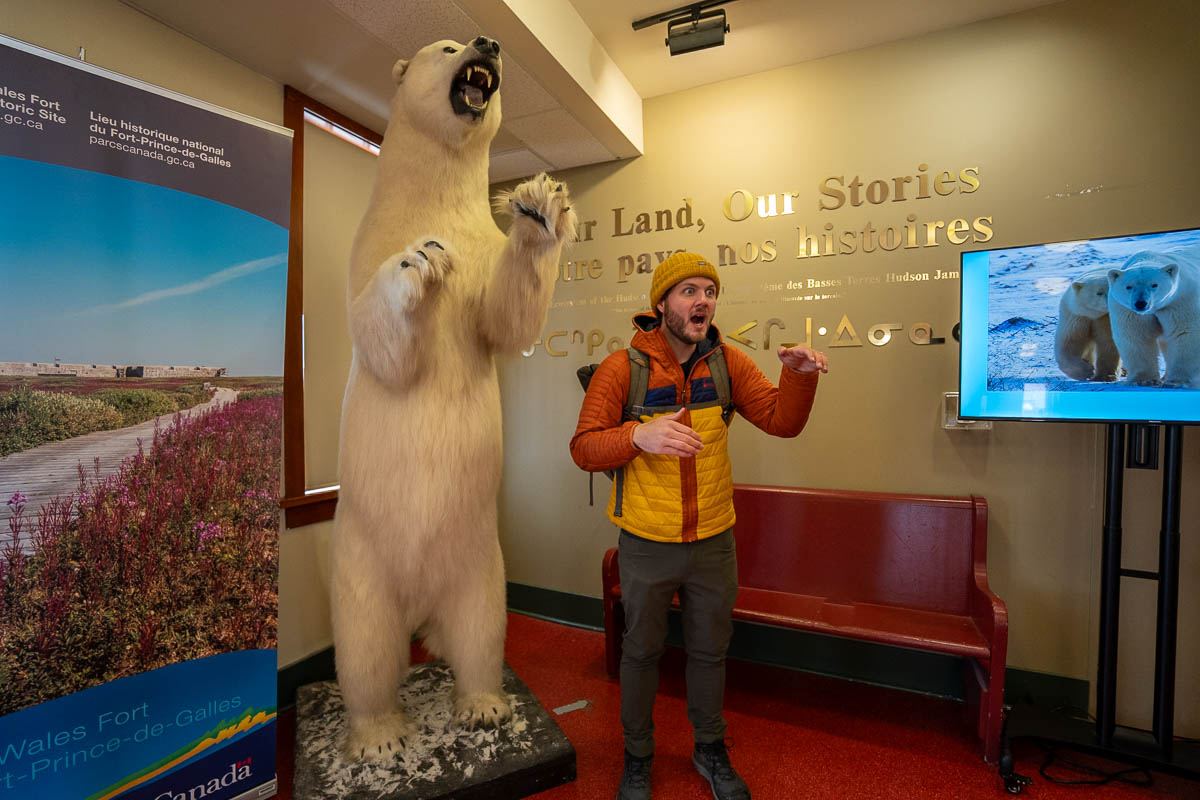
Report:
450,60,500,119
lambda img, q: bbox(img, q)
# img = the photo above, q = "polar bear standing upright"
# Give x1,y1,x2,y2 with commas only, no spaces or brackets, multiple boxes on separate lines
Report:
1054,268,1119,381
332,36,576,761
1106,244,1200,388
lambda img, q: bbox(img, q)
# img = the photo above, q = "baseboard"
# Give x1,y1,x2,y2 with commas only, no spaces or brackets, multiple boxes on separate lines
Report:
278,647,335,710
275,583,1088,714
504,581,1089,708
1003,665,1090,713
505,582,605,631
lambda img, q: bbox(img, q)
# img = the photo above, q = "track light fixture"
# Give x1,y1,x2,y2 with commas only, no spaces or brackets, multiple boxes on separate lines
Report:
632,1,736,56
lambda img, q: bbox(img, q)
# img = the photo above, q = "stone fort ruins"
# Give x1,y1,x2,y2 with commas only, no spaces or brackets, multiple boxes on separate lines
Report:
0,361,226,378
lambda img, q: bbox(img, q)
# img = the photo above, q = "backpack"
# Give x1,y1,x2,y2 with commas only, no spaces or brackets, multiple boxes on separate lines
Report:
576,346,733,504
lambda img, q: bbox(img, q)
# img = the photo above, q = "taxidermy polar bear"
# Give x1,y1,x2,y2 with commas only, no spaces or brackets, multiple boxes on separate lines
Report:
332,35,576,761
1107,244,1200,388
1054,268,1119,381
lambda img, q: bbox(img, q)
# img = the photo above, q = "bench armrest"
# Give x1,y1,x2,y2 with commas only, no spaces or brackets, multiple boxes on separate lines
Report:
966,495,1008,656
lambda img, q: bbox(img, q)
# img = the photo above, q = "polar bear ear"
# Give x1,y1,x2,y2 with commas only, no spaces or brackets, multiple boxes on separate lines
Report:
1072,280,1086,292
1107,269,1123,284
392,59,410,84
1163,263,1178,279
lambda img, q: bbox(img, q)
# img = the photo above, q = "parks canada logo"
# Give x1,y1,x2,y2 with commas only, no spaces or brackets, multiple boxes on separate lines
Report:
153,759,251,800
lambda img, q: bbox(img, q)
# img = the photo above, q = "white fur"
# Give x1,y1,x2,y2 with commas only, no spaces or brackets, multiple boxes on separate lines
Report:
1054,268,1119,381
1106,244,1200,388
331,37,577,761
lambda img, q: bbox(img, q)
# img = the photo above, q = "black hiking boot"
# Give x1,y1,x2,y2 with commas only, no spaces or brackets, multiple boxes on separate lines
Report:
693,740,750,800
616,749,653,800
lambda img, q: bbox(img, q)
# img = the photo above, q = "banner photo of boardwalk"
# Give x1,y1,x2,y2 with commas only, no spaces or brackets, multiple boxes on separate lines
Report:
0,35,290,800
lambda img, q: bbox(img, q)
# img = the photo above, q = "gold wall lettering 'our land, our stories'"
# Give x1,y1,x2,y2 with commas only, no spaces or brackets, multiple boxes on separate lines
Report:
529,162,984,358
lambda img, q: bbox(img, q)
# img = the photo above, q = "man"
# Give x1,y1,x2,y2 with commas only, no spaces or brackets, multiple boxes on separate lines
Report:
570,252,828,800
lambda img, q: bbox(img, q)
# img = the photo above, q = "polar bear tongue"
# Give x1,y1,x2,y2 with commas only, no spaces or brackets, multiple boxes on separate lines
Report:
464,85,486,108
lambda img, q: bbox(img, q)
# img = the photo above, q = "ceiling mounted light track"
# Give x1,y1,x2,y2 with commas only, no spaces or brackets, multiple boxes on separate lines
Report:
632,1,737,56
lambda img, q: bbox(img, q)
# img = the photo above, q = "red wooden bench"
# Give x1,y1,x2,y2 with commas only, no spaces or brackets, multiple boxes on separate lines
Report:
601,483,1009,763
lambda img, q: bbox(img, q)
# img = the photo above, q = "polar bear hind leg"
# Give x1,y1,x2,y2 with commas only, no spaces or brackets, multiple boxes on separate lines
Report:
331,512,415,760
1054,316,1098,380
423,540,512,728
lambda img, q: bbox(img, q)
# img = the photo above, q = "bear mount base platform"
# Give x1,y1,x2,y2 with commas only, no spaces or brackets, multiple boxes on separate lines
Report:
293,661,576,800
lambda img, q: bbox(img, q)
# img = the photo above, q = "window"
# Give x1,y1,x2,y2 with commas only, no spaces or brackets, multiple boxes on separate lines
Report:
280,87,381,528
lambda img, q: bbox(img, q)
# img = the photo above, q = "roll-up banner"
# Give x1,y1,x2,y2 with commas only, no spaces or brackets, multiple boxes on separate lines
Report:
0,34,289,800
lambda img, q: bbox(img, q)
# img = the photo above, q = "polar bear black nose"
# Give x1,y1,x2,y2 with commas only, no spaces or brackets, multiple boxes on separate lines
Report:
473,36,500,57
1134,300,1148,311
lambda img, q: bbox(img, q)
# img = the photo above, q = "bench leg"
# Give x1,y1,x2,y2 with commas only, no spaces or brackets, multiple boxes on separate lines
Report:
981,658,1006,764
967,658,1005,764
603,596,624,679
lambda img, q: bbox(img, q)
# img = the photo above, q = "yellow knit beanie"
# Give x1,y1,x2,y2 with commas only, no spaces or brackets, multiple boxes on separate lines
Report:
649,252,720,311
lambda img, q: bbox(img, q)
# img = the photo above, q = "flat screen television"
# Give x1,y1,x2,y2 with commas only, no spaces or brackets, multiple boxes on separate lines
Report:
959,225,1200,423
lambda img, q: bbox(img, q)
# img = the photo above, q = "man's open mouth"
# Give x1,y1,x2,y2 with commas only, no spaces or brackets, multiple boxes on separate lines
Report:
690,314,707,326
450,60,500,119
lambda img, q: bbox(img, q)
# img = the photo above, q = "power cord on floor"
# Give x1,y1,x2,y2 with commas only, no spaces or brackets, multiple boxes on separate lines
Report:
1030,706,1155,788
1035,742,1153,788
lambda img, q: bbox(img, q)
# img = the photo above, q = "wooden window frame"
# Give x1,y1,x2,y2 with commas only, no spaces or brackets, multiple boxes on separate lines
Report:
280,86,382,528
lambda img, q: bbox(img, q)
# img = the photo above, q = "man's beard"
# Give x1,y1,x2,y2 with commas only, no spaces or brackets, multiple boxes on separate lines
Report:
664,306,707,345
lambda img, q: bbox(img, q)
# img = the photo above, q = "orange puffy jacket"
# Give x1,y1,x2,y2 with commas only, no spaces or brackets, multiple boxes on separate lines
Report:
570,314,818,543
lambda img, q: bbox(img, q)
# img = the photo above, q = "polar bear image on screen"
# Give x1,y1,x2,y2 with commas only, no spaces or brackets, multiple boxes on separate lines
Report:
330,35,576,761
1107,245,1200,388
1054,268,1120,382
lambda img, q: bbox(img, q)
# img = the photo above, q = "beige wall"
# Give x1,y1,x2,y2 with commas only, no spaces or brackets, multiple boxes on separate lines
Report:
497,0,1199,734
1,0,279,124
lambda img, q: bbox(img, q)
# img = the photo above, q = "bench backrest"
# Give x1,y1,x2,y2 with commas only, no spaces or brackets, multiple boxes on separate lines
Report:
731,484,986,615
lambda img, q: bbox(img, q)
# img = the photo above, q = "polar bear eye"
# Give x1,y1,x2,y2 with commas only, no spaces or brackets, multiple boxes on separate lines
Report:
1151,283,1158,288
443,46,458,54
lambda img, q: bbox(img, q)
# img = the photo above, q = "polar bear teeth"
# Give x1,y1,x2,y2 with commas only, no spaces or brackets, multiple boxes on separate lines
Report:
455,63,498,111
464,65,493,89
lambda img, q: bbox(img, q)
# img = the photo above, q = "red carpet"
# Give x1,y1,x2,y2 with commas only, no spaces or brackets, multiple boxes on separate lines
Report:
275,612,1196,799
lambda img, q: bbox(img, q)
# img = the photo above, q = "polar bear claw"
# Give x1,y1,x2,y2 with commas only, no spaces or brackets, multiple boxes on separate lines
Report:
496,173,576,243
455,691,512,729
342,711,414,763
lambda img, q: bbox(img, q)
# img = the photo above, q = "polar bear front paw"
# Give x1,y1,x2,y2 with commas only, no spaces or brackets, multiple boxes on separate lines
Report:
455,691,512,730
343,711,414,762
381,237,454,310
495,173,577,245
1162,375,1199,389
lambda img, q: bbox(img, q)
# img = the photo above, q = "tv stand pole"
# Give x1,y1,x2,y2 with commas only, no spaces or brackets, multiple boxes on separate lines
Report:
1152,424,1183,758
1095,423,1124,746
999,422,1197,794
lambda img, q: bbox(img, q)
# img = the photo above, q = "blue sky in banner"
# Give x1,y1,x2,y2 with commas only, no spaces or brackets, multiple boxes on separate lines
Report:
0,155,287,377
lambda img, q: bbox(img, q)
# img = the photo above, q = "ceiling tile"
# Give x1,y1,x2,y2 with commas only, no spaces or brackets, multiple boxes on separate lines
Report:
503,109,617,170
488,149,553,183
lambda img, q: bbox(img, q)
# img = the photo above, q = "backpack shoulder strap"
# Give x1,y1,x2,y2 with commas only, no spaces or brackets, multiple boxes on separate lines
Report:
624,347,650,421
707,345,735,424
586,347,649,503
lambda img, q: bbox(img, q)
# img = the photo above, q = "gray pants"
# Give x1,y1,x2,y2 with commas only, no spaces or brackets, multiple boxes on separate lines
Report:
618,529,738,758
